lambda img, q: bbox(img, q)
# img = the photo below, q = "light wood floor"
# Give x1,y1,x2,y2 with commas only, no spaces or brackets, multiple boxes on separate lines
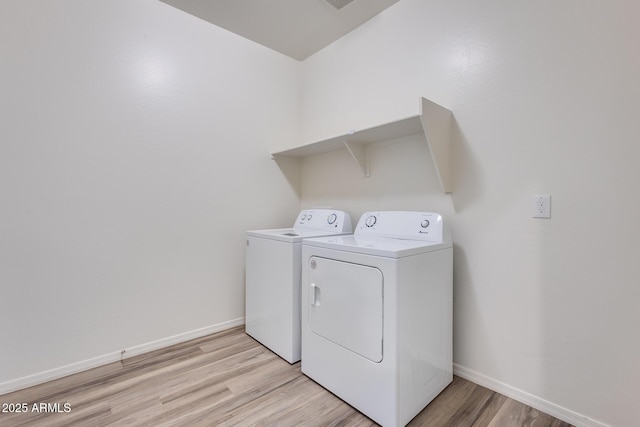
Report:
0,326,573,426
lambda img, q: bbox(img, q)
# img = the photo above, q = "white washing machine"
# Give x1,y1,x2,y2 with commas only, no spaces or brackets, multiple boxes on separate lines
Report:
301,211,453,427
245,209,352,363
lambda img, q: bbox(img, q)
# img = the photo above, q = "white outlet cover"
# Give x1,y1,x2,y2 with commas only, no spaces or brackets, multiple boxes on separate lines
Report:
533,195,551,218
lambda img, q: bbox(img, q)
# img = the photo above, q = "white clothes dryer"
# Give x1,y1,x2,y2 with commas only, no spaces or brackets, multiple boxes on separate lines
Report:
301,211,452,427
245,209,352,363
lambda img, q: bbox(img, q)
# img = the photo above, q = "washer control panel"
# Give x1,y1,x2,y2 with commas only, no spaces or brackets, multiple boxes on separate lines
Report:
295,209,353,232
356,211,444,242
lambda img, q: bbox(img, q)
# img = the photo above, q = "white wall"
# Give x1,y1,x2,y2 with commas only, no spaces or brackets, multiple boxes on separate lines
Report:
0,0,300,390
300,1,640,426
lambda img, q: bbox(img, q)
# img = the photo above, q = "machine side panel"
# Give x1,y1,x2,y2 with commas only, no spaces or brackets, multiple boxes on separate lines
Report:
396,247,453,424
246,236,301,362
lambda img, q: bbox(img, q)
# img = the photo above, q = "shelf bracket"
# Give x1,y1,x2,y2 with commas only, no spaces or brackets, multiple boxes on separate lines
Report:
419,97,453,193
343,139,369,177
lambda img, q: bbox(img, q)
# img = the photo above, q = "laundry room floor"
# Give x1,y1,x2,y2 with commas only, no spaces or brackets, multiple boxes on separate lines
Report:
0,326,572,426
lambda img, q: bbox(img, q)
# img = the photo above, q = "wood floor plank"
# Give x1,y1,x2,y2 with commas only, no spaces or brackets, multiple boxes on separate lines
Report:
408,375,478,425
224,356,296,395
0,327,574,427
217,376,322,426
445,383,502,426
487,398,573,427
470,391,508,426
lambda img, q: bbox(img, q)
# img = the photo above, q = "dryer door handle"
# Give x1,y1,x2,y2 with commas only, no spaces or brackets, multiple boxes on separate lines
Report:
310,283,321,307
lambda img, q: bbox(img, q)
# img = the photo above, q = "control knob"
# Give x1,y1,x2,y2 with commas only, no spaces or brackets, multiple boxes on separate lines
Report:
327,213,337,224
421,219,430,228
365,215,377,227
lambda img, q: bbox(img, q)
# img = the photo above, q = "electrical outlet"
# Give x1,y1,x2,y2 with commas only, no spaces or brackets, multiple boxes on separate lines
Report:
532,195,551,218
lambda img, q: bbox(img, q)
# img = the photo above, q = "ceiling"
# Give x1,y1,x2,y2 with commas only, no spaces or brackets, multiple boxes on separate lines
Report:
158,0,401,61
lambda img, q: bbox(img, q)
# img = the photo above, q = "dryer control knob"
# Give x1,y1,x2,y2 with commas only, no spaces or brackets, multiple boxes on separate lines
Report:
327,213,337,224
365,215,377,227
421,219,430,228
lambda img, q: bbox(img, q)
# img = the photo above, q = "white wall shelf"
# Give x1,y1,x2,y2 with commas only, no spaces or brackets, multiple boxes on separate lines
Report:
272,97,453,193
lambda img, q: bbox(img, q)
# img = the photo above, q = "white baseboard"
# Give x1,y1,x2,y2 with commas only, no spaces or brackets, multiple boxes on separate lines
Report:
120,317,244,360
453,363,608,427
0,350,123,397
0,318,245,396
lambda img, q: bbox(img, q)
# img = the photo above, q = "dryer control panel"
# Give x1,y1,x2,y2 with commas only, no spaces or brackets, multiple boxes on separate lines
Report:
355,211,445,242
295,209,353,232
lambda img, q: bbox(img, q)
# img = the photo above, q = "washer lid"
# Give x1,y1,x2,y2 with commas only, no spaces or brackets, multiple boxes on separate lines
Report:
247,228,350,243
302,234,451,258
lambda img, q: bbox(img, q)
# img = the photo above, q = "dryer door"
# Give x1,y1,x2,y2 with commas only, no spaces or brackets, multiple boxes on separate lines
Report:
308,256,383,362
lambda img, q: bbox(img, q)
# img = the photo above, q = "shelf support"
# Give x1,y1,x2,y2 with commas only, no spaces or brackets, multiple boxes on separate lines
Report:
343,139,369,177
419,97,453,193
